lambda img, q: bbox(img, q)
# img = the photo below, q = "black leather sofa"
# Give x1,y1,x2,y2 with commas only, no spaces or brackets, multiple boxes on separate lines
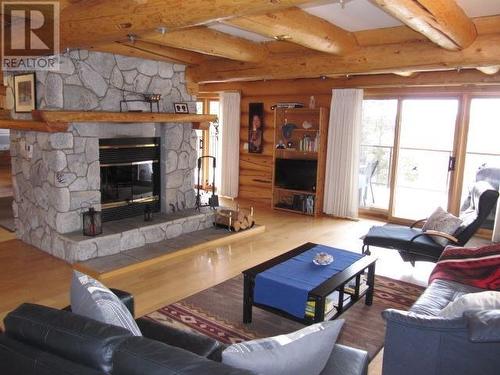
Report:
0,291,369,375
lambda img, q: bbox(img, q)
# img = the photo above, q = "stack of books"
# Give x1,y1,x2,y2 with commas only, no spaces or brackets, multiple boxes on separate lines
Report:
305,291,351,318
344,274,369,295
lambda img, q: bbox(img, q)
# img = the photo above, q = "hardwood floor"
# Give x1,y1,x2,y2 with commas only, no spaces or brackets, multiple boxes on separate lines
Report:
0,165,12,198
0,197,486,374
0,163,437,323
0,198,437,321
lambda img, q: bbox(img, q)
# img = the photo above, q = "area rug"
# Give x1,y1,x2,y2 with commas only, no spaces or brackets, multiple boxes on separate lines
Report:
146,274,424,359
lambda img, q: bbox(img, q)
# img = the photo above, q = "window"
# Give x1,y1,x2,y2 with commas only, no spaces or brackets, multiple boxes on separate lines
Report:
360,97,460,221
195,97,220,191
393,99,458,219
360,99,397,211
460,98,500,229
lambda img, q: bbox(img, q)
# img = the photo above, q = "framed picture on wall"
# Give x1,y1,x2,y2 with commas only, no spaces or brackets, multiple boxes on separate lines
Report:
14,73,36,113
248,103,264,153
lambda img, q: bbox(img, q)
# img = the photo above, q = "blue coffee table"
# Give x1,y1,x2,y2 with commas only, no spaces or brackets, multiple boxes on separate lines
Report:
242,242,377,325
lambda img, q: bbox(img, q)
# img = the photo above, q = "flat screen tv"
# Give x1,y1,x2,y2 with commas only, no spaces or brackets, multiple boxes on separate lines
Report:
275,158,317,192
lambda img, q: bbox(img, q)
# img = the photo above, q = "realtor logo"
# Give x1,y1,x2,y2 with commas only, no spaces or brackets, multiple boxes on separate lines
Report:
1,1,60,71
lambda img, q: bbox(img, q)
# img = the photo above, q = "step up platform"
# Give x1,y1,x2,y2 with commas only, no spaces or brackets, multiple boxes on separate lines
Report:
60,208,217,263
74,224,265,279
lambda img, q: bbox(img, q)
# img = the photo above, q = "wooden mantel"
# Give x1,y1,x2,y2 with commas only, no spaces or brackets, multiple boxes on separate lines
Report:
0,111,217,133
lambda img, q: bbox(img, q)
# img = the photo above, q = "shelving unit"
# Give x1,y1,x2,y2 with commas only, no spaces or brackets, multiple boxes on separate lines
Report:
271,107,328,216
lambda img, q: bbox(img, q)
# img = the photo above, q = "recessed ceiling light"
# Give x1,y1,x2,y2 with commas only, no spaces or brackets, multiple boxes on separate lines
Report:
127,34,137,43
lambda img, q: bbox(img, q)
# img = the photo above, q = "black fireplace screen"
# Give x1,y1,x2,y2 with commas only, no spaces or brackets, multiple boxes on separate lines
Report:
99,137,161,222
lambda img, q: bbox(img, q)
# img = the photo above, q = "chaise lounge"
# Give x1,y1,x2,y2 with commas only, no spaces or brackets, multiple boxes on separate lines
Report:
362,181,499,264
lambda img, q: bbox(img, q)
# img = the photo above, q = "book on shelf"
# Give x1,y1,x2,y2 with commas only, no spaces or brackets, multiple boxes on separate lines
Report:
305,291,351,318
344,274,369,295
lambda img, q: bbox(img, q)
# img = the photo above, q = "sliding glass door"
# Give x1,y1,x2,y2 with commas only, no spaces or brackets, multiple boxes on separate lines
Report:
360,93,499,235
460,97,500,229
359,100,398,211
392,99,459,220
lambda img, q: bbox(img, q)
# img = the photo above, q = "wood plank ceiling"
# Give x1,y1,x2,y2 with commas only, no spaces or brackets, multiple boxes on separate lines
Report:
27,1,500,84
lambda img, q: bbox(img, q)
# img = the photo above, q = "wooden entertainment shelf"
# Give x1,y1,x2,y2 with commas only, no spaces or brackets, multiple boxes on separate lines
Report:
0,110,217,133
272,107,328,217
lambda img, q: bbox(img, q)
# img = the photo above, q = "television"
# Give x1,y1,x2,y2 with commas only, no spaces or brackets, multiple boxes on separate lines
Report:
275,158,317,192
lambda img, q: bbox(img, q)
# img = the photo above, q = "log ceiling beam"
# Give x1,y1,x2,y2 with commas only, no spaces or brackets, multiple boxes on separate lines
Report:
476,66,500,75
59,0,316,48
198,69,500,95
372,0,477,50
88,42,205,65
224,7,358,55
139,27,268,62
187,33,500,83
110,40,207,65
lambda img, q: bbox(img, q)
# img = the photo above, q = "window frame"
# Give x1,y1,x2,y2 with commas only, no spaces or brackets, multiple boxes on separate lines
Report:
196,94,219,190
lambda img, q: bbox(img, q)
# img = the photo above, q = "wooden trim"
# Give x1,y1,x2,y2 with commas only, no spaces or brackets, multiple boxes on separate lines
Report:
0,119,67,133
32,110,216,128
387,98,402,220
448,93,470,215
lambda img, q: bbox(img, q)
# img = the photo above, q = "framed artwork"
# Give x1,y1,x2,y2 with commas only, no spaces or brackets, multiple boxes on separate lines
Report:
14,73,36,113
248,103,264,153
174,102,189,114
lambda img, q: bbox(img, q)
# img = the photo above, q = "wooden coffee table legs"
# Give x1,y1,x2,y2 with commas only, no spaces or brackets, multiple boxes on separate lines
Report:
243,274,253,324
365,263,376,306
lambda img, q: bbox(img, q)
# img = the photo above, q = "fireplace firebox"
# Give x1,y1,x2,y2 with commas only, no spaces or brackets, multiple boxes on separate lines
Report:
99,137,161,222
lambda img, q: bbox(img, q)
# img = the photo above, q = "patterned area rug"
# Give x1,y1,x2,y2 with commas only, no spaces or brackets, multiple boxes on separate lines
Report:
147,274,424,359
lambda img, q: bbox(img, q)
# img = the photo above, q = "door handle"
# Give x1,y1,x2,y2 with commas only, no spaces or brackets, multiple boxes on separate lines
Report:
448,156,456,172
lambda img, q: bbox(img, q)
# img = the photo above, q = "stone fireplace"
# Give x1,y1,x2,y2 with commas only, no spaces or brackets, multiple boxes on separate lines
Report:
7,50,214,263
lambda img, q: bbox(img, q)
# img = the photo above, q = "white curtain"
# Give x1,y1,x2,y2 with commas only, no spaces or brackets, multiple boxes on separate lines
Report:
323,89,364,219
493,191,500,242
219,92,241,198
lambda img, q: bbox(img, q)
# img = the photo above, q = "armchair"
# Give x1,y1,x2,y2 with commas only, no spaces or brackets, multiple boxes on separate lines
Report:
362,181,499,264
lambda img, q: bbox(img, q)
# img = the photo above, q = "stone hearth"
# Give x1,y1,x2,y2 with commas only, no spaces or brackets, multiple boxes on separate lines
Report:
6,50,205,263
58,208,215,263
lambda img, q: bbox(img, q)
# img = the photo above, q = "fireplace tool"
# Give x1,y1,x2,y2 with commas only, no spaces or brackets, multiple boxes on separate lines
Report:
195,155,219,210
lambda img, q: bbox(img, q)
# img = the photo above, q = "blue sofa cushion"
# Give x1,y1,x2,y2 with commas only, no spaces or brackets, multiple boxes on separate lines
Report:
466,310,500,343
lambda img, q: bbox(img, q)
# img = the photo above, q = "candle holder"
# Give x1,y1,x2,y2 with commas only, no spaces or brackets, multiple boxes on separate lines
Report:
82,207,102,236
144,205,154,222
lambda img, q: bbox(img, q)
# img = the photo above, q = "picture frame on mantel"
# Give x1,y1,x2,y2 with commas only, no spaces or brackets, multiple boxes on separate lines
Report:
14,73,36,113
174,102,189,114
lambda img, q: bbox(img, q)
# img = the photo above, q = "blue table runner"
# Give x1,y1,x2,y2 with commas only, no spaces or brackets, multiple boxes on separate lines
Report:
254,245,363,318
